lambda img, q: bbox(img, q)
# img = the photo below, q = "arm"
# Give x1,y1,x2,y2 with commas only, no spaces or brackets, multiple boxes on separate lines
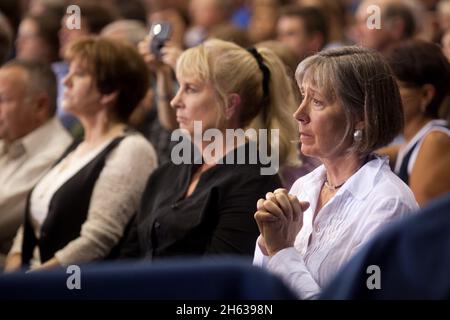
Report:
253,189,316,299
4,225,24,273
0,157,60,249
204,176,282,255
256,189,416,300
267,248,322,300
137,37,179,131
409,131,450,206
155,67,178,131
4,252,21,273
155,41,184,131
48,136,157,267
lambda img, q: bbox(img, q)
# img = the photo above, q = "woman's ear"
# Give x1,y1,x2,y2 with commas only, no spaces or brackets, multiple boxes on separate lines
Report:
224,93,241,120
420,84,435,113
100,90,119,106
355,119,365,131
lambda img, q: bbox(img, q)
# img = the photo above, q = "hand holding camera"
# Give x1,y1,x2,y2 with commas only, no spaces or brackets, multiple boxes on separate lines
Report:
150,22,172,58
138,22,182,73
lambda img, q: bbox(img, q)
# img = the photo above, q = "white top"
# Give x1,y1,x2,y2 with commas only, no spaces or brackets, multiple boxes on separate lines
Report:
29,139,113,229
10,133,158,268
253,155,419,299
394,119,450,176
0,117,72,266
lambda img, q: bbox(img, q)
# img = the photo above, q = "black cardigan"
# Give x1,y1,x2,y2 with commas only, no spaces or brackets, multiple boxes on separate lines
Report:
21,136,126,266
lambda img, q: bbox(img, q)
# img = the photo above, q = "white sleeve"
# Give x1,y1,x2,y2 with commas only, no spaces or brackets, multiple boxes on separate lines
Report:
267,247,321,300
54,135,158,266
349,196,418,257
266,196,418,300
252,235,270,267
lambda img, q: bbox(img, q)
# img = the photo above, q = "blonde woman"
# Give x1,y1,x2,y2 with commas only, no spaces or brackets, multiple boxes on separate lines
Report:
121,39,298,258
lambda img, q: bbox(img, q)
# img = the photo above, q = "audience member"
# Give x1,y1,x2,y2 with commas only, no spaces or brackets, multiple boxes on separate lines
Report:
53,0,119,135
276,5,328,61
382,40,450,206
253,46,418,299
120,39,298,259
354,0,421,53
16,13,61,63
4,37,157,272
0,60,72,268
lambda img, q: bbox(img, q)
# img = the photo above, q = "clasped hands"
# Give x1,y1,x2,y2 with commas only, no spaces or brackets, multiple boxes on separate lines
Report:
254,188,310,257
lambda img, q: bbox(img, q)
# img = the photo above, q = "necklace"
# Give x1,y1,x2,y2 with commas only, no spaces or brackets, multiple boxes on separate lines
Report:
324,179,346,191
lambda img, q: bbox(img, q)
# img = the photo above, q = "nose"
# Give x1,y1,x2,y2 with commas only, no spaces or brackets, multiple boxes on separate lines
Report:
293,98,309,124
62,73,71,88
170,88,182,110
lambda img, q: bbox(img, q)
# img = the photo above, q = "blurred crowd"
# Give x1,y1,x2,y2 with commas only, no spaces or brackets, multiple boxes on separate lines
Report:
0,0,449,299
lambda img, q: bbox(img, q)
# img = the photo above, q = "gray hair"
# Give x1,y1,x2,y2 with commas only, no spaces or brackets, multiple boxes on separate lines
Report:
295,46,404,155
3,59,57,116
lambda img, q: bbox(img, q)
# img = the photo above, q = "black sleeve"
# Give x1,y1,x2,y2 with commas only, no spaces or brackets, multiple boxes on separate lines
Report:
116,214,141,259
205,174,282,255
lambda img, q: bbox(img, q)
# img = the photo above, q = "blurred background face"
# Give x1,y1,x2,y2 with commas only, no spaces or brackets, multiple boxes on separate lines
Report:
248,4,278,43
16,18,49,62
0,67,36,143
442,30,450,63
58,15,89,58
277,16,310,59
190,0,225,29
396,80,428,124
354,2,391,50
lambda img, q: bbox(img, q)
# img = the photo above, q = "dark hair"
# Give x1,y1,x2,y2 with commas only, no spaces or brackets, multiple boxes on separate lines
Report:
386,40,450,118
24,13,61,63
296,46,404,155
65,37,150,122
0,13,13,65
4,59,57,116
112,0,147,24
384,3,417,39
280,5,329,49
71,0,120,34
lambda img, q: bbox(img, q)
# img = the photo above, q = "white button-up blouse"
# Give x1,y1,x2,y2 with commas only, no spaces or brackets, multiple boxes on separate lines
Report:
253,155,419,299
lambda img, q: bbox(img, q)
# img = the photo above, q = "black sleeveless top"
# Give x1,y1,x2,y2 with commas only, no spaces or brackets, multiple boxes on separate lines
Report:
397,121,450,185
21,135,127,266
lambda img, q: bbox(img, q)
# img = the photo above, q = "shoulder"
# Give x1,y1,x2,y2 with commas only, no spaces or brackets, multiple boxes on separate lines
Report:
17,120,72,177
366,159,418,212
36,118,73,157
418,130,450,157
106,133,158,170
116,133,157,161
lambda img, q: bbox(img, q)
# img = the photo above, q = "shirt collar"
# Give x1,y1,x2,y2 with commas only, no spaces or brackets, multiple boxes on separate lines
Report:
336,155,389,201
3,118,58,159
0,138,25,159
299,154,389,201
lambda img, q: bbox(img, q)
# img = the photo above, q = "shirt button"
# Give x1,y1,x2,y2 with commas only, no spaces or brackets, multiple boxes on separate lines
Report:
315,226,320,233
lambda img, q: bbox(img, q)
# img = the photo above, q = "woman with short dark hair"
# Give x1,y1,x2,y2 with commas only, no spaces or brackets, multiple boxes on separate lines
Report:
5,37,158,272
384,40,450,206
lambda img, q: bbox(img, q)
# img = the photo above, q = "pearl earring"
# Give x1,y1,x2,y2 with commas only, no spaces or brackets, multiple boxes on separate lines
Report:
353,129,363,142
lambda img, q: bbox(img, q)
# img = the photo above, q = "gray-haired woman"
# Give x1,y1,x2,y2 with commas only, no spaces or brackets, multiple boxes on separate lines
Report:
253,46,419,299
